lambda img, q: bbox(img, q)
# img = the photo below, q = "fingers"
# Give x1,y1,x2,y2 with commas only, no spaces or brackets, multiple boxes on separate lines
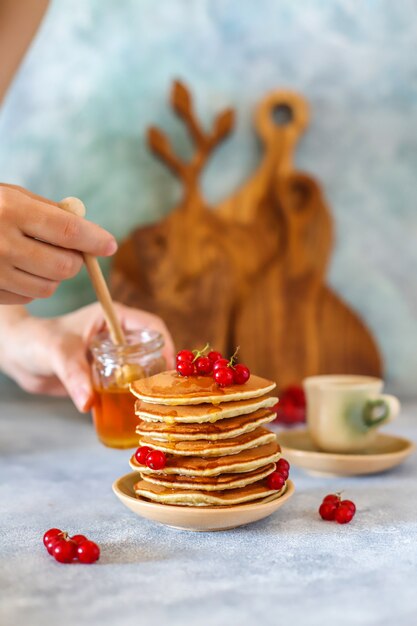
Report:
115,304,176,368
0,290,33,305
5,268,60,299
0,185,117,257
0,183,58,207
50,334,94,412
12,372,68,397
21,199,117,256
156,321,175,368
11,235,83,281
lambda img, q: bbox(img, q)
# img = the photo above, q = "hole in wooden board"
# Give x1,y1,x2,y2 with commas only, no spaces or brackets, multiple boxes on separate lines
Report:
271,104,293,126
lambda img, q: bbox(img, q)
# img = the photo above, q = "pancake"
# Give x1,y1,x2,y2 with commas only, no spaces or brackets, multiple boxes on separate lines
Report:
136,408,275,441
139,427,276,457
130,370,276,405
134,478,286,506
140,463,276,491
130,441,281,477
135,395,278,424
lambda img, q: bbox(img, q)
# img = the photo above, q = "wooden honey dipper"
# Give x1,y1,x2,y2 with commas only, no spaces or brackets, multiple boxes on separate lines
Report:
58,197,125,345
58,198,143,385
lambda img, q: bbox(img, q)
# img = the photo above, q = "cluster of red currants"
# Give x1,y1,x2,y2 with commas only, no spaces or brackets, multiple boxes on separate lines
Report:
135,446,167,470
266,458,290,491
319,493,356,524
273,385,306,426
176,347,251,387
43,528,100,564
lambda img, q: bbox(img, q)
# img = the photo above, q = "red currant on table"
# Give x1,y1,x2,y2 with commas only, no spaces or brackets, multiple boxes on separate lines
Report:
53,539,78,563
176,350,194,363
276,458,290,479
335,505,355,524
195,356,213,375
208,351,222,362
177,360,196,377
233,364,251,385
319,502,338,521
322,493,341,506
146,450,167,470
212,358,229,372
266,471,286,491
319,493,356,523
43,528,63,548
340,499,356,514
213,367,234,387
46,537,62,555
71,534,88,545
77,540,100,564
43,528,101,564
135,445,152,465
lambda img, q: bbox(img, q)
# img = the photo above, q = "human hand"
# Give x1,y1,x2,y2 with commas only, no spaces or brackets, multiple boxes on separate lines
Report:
0,302,175,411
0,184,117,304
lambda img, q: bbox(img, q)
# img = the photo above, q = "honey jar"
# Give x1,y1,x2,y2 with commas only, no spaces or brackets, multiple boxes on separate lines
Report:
89,329,165,449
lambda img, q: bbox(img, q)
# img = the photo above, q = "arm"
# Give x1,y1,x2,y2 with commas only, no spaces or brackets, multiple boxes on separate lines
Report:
0,0,50,103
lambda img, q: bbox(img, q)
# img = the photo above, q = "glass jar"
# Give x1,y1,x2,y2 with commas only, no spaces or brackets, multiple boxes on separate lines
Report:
89,329,165,449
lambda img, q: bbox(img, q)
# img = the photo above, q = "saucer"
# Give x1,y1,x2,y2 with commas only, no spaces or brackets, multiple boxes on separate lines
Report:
112,472,295,531
278,429,415,476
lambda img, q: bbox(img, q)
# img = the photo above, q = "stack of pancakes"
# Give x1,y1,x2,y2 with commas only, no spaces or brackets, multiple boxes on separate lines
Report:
129,370,284,507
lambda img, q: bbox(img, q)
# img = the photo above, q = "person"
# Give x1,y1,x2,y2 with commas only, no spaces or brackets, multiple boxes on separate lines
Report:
0,1,174,411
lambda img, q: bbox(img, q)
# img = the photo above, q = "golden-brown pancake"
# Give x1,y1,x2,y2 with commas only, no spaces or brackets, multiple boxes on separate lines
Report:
140,463,276,491
139,427,276,457
135,395,278,424
130,370,276,405
130,441,280,476
136,408,275,441
134,478,286,506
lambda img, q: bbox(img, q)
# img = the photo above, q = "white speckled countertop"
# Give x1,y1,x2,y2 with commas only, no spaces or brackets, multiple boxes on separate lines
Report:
1,388,416,626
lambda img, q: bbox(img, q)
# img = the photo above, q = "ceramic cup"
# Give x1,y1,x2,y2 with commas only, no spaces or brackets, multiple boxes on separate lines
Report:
303,375,400,453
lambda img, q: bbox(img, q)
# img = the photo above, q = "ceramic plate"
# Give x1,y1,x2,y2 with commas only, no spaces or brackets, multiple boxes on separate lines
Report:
113,472,295,531
278,429,415,476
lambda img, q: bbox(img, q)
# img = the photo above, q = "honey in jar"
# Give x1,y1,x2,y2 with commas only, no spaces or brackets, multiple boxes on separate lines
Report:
89,329,166,449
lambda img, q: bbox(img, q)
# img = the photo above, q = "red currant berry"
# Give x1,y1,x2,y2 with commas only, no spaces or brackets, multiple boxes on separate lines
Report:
319,502,338,521
77,540,100,564
146,450,167,470
177,361,196,377
213,367,234,387
43,528,63,548
335,505,355,524
46,537,61,555
53,539,77,563
340,500,356,514
273,385,306,425
71,534,88,546
195,356,213,375
266,471,286,490
212,358,229,372
233,364,251,385
322,494,341,506
276,458,290,479
135,446,152,465
208,351,222,363
176,350,194,363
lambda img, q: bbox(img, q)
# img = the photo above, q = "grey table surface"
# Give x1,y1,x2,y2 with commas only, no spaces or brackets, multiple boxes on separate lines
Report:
1,387,417,626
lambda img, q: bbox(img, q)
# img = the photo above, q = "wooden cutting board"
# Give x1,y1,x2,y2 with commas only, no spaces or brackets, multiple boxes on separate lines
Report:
110,81,382,386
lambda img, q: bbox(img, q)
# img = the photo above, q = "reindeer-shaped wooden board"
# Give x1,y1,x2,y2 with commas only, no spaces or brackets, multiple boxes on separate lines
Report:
110,80,382,388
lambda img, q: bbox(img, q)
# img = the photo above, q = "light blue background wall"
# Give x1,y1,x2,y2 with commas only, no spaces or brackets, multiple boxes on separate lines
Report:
0,0,416,395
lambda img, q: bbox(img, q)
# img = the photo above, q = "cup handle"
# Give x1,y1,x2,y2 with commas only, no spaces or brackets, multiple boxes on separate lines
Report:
362,394,401,428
